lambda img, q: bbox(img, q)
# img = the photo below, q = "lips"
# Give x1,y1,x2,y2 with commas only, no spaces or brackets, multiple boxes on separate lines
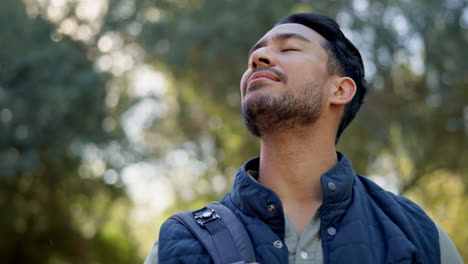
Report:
247,70,281,87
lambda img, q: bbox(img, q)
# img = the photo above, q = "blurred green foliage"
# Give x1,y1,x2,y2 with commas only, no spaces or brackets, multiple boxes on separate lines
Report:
0,0,140,263
1,0,466,262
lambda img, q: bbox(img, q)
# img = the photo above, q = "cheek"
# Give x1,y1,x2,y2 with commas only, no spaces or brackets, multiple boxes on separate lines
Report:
292,65,328,87
286,55,328,77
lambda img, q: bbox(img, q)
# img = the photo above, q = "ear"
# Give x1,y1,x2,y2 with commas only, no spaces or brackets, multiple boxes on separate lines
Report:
329,76,356,106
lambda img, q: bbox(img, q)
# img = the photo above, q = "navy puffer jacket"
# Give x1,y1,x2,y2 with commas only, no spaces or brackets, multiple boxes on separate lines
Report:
158,153,440,264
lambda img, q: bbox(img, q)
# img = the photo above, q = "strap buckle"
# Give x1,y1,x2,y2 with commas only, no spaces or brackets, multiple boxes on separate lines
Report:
193,207,220,227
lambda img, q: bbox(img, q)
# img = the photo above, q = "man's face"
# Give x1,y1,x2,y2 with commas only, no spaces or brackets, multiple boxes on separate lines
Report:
240,23,332,137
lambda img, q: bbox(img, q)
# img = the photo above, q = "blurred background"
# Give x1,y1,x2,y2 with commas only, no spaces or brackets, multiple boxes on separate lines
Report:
0,0,467,262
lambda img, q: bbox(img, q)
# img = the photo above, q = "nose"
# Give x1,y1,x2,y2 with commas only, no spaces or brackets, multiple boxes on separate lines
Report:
249,48,276,70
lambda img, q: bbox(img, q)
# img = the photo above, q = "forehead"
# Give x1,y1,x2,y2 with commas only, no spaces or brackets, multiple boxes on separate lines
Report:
259,23,326,46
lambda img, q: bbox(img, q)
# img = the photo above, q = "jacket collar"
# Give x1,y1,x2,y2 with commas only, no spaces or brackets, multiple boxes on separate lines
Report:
318,152,355,226
229,152,355,237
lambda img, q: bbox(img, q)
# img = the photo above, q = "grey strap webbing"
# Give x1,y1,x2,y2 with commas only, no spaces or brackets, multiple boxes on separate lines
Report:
170,202,256,264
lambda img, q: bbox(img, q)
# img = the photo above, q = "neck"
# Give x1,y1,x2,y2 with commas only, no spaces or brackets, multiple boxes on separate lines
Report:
258,124,338,233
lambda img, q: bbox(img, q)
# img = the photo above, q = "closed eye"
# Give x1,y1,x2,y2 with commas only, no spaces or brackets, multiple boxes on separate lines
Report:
281,48,299,52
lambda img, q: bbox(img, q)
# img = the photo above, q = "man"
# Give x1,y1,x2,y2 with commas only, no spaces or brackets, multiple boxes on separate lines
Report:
148,13,463,263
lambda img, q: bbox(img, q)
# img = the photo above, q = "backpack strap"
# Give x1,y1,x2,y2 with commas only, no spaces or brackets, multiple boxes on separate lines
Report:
170,202,256,264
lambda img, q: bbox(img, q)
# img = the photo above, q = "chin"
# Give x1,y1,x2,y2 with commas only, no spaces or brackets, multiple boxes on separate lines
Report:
247,82,281,94
246,86,284,101
244,92,280,109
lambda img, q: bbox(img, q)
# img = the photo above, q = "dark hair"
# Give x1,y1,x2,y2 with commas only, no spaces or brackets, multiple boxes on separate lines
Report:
276,13,368,142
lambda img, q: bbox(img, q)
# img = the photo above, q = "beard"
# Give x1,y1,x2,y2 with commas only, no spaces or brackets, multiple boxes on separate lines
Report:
242,80,324,137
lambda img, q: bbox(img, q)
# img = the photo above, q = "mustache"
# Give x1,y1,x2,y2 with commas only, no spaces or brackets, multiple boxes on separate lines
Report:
242,68,287,94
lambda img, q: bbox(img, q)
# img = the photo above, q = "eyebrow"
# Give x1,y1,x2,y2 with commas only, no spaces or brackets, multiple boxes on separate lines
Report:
248,32,311,57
